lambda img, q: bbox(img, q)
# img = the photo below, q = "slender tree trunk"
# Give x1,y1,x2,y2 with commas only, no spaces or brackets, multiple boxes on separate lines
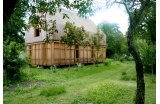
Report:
121,2,149,103
127,24,145,104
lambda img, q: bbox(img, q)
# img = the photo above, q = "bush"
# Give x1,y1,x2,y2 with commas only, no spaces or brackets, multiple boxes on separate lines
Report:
135,39,156,74
3,42,26,85
141,45,156,74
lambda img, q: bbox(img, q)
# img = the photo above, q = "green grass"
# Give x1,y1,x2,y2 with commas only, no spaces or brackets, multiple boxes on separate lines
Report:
40,86,66,97
3,59,156,104
77,81,135,104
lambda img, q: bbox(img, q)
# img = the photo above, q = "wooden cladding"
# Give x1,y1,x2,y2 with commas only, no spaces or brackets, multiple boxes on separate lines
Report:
26,42,106,66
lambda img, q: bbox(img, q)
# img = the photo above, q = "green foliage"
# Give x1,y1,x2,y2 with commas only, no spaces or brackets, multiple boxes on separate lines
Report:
3,0,28,85
90,30,105,63
26,55,32,65
90,29,104,48
132,0,156,74
3,0,28,43
40,86,66,97
98,21,128,58
3,42,26,85
60,22,89,46
134,1,156,44
60,22,105,64
135,39,156,74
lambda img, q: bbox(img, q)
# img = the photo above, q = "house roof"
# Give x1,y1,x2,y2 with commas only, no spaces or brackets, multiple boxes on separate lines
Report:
48,9,98,34
25,9,106,45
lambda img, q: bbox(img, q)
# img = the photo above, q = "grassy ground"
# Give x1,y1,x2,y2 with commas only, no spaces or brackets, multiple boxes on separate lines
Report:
3,59,156,104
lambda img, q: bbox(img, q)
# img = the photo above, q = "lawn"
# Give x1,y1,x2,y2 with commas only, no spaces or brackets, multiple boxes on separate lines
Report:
3,59,156,104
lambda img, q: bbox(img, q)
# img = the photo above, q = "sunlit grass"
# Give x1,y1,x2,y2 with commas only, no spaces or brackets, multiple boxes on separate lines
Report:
40,86,66,97
3,59,156,104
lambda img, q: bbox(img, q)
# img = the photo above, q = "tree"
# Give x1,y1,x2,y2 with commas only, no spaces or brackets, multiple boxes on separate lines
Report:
98,21,127,58
133,1,156,74
3,0,28,85
60,22,89,46
106,0,155,103
90,30,104,63
60,22,104,64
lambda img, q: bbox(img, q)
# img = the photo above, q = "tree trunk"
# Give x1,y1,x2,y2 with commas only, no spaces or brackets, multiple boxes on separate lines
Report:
127,25,145,104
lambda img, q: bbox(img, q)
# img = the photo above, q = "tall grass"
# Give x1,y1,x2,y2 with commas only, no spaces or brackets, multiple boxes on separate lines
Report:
3,59,156,104
81,82,134,104
40,86,66,97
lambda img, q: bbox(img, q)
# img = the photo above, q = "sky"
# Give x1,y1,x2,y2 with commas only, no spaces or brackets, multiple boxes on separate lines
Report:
90,2,129,35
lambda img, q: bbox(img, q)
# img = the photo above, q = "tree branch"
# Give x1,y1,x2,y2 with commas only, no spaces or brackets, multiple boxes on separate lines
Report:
114,1,132,22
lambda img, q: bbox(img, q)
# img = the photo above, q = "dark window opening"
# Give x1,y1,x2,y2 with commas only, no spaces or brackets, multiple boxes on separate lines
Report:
76,45,79,59
34,29,40,37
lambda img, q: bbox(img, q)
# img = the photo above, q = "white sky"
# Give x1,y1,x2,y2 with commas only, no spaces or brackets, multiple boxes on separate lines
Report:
90,3,129,34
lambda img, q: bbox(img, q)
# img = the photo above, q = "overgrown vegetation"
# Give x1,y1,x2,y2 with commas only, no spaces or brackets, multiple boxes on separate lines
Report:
135,39,156,74
3,60,156,104
98,21,128,59
83,82,133,104
40,86,66,97
3,42,26,86
3,0,28,85
60,22,89,46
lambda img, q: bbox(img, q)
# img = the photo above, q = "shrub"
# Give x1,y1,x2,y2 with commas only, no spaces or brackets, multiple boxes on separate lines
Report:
40,86,66,97
103,60,111,66
141,44,156,74
3,42,26,85
135,39,156,74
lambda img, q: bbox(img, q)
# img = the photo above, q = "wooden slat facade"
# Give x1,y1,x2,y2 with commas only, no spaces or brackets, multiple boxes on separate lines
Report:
26,41,106,66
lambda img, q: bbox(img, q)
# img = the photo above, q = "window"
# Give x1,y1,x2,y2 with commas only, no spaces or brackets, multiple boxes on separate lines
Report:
34,29,40,37
76,45,79,58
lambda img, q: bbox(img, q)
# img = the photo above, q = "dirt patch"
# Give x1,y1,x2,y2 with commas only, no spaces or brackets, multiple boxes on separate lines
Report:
4,80,45,93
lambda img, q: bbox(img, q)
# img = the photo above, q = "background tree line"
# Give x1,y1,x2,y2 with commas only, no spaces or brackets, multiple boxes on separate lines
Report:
98,2,156,74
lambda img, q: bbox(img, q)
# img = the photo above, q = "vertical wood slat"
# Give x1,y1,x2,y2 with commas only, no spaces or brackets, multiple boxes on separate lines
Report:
26,42,106,66
52,42,54,65
46,43,47,66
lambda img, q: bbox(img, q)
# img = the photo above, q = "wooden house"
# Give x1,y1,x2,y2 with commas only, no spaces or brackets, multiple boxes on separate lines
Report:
25,9,106,66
